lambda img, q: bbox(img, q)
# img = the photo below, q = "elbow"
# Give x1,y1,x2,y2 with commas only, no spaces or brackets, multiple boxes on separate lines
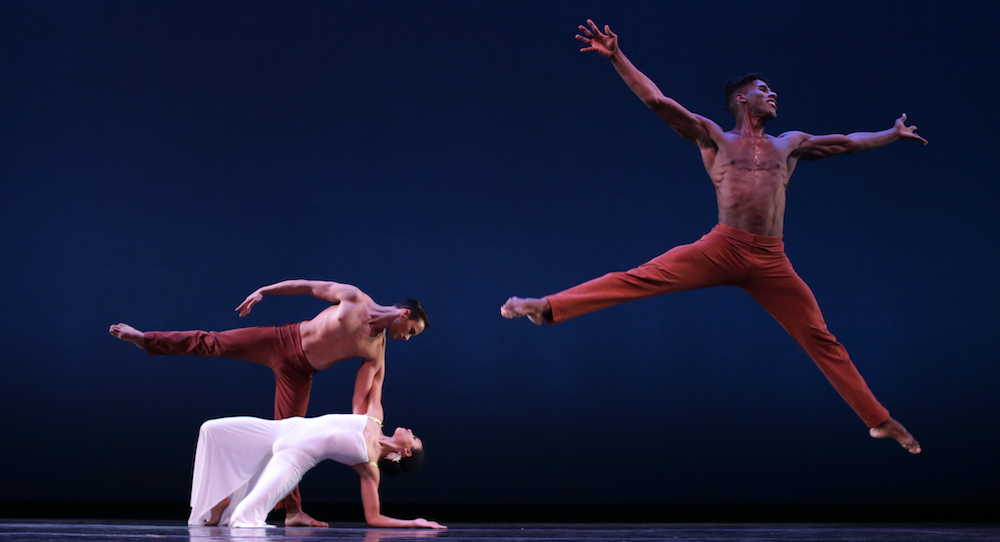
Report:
642,95,663,110
645,95,678,111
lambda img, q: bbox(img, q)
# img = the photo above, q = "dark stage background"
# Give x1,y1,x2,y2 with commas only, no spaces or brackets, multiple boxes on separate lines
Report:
2,0,998,512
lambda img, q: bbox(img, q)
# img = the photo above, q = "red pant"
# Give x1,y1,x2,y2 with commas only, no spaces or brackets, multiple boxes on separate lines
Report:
145,322,315,510
545,223,890,428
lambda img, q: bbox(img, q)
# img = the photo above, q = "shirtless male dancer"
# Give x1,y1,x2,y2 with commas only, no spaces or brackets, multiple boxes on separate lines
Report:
110,279,428,526
501,20,926,454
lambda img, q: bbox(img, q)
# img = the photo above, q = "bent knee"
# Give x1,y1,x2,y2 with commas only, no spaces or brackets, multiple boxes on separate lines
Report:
199,418,228,437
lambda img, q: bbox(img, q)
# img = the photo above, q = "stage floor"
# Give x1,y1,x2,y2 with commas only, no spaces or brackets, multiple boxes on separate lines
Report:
2,521,999,542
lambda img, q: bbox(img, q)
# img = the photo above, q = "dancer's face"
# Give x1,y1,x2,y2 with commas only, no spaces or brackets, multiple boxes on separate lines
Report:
394,426,421,454
389,313,425,341
738,80,778,119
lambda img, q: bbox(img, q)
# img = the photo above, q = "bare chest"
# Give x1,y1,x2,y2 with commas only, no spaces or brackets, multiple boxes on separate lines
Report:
719,138,788,173
711,137,792,193
301,306,382,367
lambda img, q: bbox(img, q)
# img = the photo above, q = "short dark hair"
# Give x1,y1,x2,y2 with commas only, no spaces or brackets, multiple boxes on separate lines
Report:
725,73,770,116
394,298,429,330
379,446,425,476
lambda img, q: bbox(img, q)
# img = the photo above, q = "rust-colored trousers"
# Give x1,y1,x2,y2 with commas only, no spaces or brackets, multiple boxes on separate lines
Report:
145,322,316,510
545,223,890,428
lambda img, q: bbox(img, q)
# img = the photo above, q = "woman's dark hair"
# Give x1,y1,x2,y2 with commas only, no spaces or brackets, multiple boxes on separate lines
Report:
379,446,425,476
394,299,430,330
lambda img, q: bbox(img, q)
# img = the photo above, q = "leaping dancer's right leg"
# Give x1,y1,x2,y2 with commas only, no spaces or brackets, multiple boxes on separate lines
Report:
500,297,551,325
501,235,729,326
109,323,146,350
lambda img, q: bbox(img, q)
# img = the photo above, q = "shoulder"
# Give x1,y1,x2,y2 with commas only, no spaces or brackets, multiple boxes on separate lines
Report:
353,461,380,478
339,285,367,302
361,332,387,360
694,113,724,132
777,130,812,143
678,113,724,150
694,114,725,138
773,130,818,154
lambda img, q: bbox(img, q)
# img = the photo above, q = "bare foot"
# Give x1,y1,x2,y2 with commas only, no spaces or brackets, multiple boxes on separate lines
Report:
204,496,231,526
284,508,328,528
499,297,550,325
109,323,146,350
869,416,921,454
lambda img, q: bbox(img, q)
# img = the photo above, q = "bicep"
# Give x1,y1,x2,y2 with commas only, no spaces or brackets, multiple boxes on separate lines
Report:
648,98,717,147
790,132,852,161
310,281,362,303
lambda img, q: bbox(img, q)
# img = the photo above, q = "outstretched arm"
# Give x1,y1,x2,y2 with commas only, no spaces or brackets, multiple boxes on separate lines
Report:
576,19,718,147
353,353,386,421
790,113,928,161
353,465,446,529
236,279,362,317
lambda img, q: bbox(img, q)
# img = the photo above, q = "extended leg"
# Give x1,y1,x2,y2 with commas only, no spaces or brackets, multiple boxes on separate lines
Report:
111,323,289,366
742,266,920,453
142,326,289,365
109,323,146,349
502,232,741,325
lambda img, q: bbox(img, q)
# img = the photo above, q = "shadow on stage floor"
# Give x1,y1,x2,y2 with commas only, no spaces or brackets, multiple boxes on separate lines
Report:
2,520,1000,542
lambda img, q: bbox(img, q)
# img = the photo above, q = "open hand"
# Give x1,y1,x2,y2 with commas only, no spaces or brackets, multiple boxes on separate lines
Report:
235,291,263,317
576,19,617,58
895,113,928,145
413,518,447,529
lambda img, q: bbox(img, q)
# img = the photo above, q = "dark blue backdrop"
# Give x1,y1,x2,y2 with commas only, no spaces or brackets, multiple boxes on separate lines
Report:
2,1,998,507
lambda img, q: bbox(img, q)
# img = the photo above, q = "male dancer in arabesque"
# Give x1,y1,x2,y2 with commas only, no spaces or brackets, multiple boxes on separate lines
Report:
111,279,429,526
502,20,926,453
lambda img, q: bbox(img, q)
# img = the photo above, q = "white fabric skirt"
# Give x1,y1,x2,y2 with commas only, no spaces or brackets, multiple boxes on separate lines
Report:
187,415,369,527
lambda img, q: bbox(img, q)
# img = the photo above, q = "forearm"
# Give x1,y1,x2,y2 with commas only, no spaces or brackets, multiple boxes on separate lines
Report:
256,279,316,297
845,127,900,153
608,49,665,107
366,515,421,528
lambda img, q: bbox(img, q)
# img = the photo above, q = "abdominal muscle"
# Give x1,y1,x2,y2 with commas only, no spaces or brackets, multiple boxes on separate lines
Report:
710,149,791,237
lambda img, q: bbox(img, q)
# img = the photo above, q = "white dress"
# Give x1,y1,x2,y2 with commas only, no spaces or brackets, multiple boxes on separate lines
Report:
187,414,374,527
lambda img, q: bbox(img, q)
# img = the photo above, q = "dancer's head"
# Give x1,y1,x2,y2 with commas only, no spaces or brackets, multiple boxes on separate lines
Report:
725,73,776,120
380,427,425,475
389,299,429,341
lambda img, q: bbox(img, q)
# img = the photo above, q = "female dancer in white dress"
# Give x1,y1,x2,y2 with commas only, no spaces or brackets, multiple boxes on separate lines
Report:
187,407,444,529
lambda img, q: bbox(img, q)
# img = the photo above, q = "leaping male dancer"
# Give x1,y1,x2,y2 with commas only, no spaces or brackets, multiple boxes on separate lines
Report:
501,20,926,453
110,279,429,526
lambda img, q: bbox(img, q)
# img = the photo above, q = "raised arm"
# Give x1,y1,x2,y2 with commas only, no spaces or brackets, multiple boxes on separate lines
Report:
236,279,362,317
790,113,928,161
352,464,445,529
353,353,386,421
576,19,719,147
